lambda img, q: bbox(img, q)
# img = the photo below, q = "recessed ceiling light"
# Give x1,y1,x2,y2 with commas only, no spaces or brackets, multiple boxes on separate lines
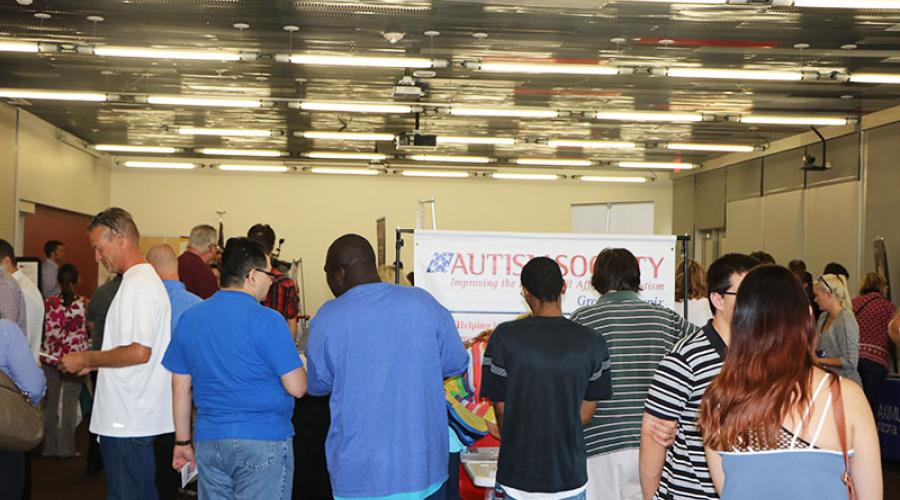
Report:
737,114,849,126
665,142,756,153
424,30,440,37
0,41,39,53
849,73,900,84
178,127,272,138
436,136,516,146
287,54,436,69
232,23,250,30
409,154,494,164
299,131,395,141
478,61,620,76
515,158,592,167
95,144,179,153
0,89,108,102
595,110,704,122
146,95,261,107
297,101,413,114
309,167,379,176
93,46,246,61
580,176,647,183
841,94,855,99
218,164,289,173
473,33,488,39
491,173,559,181
86,16,104,22
200,148,284,157
401,169,469,178
793,43,810,49
840,44,858,50
34,13,51,20
618,161,696,170
665,67,803,81
16,1,34,6
659,39,675,45
449,106,559,118
306,151,388,161
283,25,300,32
123,161,195,170
610,37,627,44
548,139,637,150
792,0,900,8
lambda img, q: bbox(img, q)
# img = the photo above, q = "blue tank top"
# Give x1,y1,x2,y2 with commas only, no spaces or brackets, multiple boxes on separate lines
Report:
717,374,851,500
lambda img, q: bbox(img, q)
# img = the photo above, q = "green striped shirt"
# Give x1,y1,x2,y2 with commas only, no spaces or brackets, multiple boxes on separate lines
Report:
571,291,696,456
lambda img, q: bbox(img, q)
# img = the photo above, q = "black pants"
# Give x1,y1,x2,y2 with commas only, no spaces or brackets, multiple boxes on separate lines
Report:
447,452,461,500
858,358,888,417
0,450,25,500
153,432,179,500
292,395,333,500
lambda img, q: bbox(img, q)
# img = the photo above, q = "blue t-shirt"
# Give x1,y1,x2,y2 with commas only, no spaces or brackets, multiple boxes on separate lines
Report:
307,283,469,498
162,280,202,334
162,290,303,442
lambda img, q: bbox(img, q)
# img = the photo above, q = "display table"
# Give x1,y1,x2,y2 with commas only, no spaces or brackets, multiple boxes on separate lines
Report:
877,376,900,460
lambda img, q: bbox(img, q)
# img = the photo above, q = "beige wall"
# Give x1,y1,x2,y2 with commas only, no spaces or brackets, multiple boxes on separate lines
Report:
16,110,111,216
110,169,673,313
0,105,16,242
863,122,900,305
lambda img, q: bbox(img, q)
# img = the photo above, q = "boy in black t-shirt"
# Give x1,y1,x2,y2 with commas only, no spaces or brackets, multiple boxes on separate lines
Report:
481,257,613,499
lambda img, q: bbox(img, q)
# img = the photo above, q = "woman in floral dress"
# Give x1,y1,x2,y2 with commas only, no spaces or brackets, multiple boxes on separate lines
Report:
40,263,89,458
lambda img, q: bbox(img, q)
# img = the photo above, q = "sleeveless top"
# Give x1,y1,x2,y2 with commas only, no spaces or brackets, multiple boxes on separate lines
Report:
718,374,851,500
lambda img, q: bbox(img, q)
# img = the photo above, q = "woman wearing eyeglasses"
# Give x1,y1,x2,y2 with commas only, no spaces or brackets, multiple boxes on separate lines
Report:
812,274,862,386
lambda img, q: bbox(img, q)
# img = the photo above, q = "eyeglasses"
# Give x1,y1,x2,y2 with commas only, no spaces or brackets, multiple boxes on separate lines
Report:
253,267,278,279
718,291,738,296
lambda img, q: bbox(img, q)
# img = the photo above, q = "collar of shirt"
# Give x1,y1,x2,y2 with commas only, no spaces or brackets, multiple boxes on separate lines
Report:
596,290,641,304
214,289,258,303
702,320,728,358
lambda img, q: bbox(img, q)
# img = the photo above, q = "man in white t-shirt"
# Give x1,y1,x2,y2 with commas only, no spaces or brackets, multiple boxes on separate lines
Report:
61,207,173,500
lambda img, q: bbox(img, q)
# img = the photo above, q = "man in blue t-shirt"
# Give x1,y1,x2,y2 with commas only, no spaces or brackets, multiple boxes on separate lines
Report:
162,237,307,500
307,234,469,499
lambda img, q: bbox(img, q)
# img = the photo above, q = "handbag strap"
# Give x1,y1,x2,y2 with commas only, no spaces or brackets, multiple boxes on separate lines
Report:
829,375,857,500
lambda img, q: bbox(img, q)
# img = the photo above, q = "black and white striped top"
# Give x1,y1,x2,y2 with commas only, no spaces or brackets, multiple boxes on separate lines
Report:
645,322,727,500
571,291,695,457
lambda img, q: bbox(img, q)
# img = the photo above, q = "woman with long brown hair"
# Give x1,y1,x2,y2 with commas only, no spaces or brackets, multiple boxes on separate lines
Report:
698,265,881,500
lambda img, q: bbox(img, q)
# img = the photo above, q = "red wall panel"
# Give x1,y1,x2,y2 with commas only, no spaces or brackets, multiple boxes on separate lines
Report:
23,204,97,297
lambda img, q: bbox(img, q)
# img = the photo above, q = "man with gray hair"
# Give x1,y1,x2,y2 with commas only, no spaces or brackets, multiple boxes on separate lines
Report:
178,224,218,299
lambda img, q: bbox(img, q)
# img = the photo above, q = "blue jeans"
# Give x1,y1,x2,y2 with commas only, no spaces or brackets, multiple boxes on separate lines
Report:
98,435,158,500
197,438,294,500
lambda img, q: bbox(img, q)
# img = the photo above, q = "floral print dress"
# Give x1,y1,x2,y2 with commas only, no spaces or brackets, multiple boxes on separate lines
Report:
41,295,89,366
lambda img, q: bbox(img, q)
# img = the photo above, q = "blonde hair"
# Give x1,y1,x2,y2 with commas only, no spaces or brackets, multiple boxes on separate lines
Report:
675,259,707,300
817,273,853,311
859,272,888,296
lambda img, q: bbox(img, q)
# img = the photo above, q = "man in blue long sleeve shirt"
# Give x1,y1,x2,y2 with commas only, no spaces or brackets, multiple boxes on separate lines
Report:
307,234,469,500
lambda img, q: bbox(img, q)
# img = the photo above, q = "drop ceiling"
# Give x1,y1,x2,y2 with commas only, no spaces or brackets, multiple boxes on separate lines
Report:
1,0,900,174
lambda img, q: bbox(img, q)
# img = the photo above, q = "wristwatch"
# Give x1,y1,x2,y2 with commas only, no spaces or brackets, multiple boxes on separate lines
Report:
175,438,193,446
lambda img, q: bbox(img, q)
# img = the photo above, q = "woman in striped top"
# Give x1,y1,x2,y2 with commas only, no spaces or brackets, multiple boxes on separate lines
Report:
698,265,881,500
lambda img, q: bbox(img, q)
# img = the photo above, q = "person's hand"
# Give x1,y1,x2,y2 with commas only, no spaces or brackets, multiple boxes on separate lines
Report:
646,413,677,447
173,444,195,472
60,352,91,375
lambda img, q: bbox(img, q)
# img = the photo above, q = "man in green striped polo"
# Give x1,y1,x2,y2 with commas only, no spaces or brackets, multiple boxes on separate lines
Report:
571,248,696,500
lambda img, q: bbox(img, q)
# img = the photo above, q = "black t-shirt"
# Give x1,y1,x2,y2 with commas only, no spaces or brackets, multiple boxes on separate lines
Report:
481,315,613,493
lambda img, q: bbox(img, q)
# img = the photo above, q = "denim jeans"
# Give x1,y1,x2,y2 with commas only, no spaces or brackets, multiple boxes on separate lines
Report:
197,438,294,500
98,435,158,500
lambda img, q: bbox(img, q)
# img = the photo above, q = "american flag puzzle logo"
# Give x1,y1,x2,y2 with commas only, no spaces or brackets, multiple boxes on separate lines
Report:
426,251,455,273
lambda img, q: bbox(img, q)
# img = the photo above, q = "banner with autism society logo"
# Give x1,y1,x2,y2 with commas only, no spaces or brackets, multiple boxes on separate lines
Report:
414,230,678,339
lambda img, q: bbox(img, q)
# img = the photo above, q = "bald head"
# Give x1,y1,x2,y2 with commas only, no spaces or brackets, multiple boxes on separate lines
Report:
147,244,179,281
324,234,380,297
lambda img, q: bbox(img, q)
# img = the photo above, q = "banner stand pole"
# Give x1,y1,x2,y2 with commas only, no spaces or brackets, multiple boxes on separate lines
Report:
677,234,691,321
395,228,415,284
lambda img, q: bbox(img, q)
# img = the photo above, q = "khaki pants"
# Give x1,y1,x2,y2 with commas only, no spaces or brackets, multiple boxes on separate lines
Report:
41,366,82,457
585,448,642,500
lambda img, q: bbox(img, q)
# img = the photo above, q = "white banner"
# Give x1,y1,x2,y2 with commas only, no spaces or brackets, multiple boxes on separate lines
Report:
414,230,677,339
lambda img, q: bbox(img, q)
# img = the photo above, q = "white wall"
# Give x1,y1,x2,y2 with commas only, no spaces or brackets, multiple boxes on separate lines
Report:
110,169,673,313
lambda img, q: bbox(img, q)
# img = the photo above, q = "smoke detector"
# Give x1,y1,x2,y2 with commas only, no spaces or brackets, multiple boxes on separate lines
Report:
383,32,405,44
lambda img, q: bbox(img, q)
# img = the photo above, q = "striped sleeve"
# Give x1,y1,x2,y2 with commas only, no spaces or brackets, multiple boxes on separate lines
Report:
644,350,693,421
480,328,507,402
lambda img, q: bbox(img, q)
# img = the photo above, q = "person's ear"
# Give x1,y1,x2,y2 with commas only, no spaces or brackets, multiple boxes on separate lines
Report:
560,281,568,296
710,292,725,314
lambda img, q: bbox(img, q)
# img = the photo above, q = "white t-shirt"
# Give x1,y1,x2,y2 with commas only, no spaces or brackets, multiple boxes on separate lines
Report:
90,263,174,437
13,269,44,364
674,298,714,328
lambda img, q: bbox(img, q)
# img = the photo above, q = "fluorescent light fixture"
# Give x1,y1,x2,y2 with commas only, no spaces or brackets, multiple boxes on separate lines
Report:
200,148,283,157
0,89,107,102
548,139,637,150
618,161,696,170
309,167,379,176
436,136,516,146
147,95,261,108
93,46,243,61
449,107,559,119
737,115,848,126
306,151,388,161
288,54,434,68
665,142,755,153
515,158,592,167
401,170,470,178
95,144,179,153
791,0,900,8
409,155,493,164
298,101,412,113
595,111,704,122
123,161,195,170
478,61,620,76
300,131,395,141
491,173,559,181
580,176,648,183
217,164,289,173
0,41,39,53
665,67,803,81
849,73,900,84
178,127,272,138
